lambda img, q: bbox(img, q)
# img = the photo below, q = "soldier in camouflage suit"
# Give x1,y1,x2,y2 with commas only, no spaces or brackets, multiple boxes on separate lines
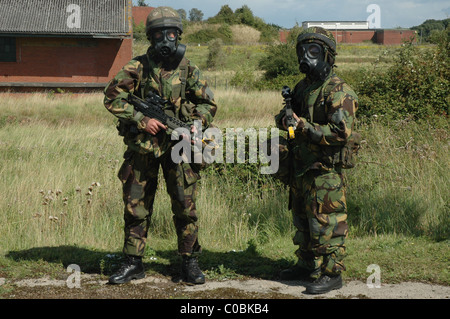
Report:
104,7,217,285
275,27,358,294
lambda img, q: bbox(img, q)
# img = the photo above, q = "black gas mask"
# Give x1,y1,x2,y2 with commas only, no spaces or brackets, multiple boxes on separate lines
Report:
297,42,331,81
151,28,186,64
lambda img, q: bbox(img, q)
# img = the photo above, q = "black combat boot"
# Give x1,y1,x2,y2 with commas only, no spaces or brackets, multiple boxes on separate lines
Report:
108,255,145,284
181,255,205,285
305,274,343,294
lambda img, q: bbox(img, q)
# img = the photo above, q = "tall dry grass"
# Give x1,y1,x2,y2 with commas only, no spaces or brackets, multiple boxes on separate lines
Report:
0,91,289,255
230,25,261,44
213,88,281,128
0,88,448,259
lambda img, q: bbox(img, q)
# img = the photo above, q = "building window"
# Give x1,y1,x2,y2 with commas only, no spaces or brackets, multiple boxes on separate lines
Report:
0,37,16,62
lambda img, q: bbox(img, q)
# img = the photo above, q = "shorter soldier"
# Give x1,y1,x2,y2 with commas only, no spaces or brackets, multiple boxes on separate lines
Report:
275,27,359,294
103,7,217,285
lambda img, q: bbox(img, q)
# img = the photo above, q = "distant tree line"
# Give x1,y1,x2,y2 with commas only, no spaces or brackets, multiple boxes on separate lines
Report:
183,5,281,43
411,18,450,43
134,2,449,46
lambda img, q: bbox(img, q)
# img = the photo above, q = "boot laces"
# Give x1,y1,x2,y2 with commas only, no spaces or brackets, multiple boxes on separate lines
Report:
184,256,202,274
117,256,139,271
313,274,331,284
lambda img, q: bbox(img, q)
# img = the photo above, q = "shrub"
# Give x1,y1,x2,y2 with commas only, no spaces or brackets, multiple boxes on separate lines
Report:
230,62,258,90
254,74,302,91
259,24,281,43
206,39,226,69
258,43,299,79
185,29,215,44
185,24,233,44
356,32,449,119
133,21,147,42
411,18,450,42
256,25,303,84
218,24,233,42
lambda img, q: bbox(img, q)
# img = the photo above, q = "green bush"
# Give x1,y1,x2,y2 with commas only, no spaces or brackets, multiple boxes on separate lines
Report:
254,74,302,91
411,18,450,42
258,44,299,79
217,24,233,41
207,5,280,44
185,25,233,44
230,63,257,90
185,29,215,44
259,24,281,43
356,32,449,119
133,21,147,42
206,39,226,69
255,25,304,89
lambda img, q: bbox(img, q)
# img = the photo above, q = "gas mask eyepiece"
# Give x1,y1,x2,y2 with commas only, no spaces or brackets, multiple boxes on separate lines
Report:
297,43,331,81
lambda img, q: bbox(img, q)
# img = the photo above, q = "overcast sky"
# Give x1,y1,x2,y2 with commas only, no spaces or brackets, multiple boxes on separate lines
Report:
135,0,450,29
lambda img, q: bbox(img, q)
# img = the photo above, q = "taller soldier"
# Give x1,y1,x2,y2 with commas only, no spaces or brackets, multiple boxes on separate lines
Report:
104,7,217,285
275,27,358,294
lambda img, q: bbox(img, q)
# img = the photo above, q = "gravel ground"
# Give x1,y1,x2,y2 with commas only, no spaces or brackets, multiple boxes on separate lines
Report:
1,274,448,299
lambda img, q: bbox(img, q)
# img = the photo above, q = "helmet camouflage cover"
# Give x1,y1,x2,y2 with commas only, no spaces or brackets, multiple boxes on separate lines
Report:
145,6,183,36
297,27,337,57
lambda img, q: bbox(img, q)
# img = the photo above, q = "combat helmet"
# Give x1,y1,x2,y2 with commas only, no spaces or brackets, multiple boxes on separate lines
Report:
145,6,183,37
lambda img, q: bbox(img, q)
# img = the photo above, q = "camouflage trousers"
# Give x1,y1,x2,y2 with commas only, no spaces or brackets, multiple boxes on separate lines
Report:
118,149,201,257
290,169,348,277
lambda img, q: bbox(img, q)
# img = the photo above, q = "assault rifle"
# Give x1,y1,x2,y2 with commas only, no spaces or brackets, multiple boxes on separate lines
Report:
127,91,192,132
126,91,218,169
281,86,296,139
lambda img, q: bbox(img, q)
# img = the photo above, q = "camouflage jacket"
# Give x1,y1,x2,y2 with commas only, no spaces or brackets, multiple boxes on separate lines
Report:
104,48,217,157
275,72,358,176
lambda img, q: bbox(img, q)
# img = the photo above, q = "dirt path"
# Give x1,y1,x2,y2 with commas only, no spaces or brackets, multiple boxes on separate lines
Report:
184,278,449,299
1,274,448,299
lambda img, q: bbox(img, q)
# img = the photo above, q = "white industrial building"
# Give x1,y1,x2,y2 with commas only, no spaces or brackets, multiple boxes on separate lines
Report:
302,21,370,30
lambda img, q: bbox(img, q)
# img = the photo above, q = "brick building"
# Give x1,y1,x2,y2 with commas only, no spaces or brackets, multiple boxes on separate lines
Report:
0,0,133,92
132,6,155,26
281,21,416,45
375,29,417,45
